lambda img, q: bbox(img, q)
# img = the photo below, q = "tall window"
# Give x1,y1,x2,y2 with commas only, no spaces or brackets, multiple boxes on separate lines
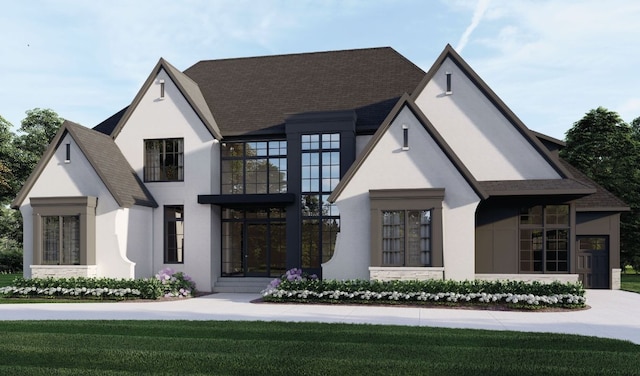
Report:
382,210,431,266
221,141,287,194
144,138,184,182
519,205,569,273
42,215,80,265
301,134,340,268
165,206,184,263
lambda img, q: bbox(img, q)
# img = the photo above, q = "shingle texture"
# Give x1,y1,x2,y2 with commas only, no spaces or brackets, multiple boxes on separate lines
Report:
478,178,594,195
559,159,628,209
67,121,157,208
182,47,425,136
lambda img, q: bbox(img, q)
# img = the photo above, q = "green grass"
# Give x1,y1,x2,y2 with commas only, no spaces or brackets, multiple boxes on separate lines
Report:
0,321,636,375
621,269,640,293
0,273,19,287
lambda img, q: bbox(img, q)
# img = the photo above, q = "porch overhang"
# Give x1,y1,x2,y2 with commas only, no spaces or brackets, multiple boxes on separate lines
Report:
197,193,296,205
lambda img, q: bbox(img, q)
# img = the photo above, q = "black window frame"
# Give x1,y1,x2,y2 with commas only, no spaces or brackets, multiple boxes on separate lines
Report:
220,140,288,195
144,138,184,182
519,204,570,273
164,205,184,264
301,133,341,269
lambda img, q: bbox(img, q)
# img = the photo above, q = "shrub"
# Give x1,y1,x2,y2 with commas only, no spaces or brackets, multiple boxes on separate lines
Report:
263,270,586,309
0,239,23,273
0,269,197,300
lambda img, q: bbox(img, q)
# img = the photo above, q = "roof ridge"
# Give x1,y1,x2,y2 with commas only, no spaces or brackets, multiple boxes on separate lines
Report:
187,46,397,66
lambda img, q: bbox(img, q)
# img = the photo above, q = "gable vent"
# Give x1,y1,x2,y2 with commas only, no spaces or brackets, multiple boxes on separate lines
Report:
445,72,452,95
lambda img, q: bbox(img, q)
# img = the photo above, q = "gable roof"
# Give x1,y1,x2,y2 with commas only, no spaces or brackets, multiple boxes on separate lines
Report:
412,44,574,180
12,120,157,209
182,47,425,136
109,58,222,140
558,159,629,211
329,94,488,203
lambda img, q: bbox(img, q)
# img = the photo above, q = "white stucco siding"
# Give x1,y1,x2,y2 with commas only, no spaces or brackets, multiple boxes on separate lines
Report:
20,134,144,279
414,58,560,181
114,68,217,291
324,106,481,281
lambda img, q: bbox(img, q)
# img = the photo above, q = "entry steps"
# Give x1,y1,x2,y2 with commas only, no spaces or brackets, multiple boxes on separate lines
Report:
213,277,273,293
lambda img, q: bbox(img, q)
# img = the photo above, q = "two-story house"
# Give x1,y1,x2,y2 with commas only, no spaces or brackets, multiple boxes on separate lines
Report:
12,45,627,292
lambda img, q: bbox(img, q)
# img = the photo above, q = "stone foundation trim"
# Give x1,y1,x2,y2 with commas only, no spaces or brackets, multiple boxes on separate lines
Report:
31,265,98,279
369,267,445,281
475,274,579,284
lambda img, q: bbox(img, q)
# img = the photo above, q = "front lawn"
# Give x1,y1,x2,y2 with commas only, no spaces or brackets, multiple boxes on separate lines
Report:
0,321,636,375
621,273,640,294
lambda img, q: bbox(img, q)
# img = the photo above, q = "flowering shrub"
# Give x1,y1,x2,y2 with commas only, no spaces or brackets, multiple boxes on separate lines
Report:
0,269,197,300
263,268,318,294
155,267,196,298
262,274,586,309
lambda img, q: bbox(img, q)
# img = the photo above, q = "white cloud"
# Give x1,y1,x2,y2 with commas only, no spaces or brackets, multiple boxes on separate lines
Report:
456,0,490,52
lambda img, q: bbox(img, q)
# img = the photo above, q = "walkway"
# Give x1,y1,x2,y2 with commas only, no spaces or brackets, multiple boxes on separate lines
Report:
1,289,638,344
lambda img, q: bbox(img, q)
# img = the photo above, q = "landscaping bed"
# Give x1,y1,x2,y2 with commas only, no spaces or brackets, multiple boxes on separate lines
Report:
0,268,196,302
262,269,587,310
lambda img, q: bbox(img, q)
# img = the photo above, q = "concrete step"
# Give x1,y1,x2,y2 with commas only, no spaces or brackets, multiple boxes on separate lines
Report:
213,277,273,293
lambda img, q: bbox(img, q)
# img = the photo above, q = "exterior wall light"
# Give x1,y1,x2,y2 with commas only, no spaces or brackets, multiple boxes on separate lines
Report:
159,79,165,98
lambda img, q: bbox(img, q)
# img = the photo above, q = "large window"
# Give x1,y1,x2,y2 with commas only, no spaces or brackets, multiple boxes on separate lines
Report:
221,141,287,194
42,215,80,265
144,138,184,182
382,210,432,266
221,208,286,277
164,206,184,263
301,134,340,268
519,205,569,273
31,196,97,266
369,189,444,268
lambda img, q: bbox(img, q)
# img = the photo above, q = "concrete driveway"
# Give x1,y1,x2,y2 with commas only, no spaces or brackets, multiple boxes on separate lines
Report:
1,289,638,344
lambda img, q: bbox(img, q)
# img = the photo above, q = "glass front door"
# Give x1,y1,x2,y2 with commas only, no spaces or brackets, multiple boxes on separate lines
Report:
222,208,286,277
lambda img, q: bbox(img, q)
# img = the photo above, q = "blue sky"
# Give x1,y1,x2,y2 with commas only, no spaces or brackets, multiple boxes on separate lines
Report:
1,0,639,139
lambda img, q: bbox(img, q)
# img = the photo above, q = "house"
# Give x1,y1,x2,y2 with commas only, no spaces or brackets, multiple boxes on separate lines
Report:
12,45,628,291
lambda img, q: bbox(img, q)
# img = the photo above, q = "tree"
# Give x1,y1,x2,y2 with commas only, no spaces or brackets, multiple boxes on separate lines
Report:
11,108,63,189
0,116,17,203
561,107,640,269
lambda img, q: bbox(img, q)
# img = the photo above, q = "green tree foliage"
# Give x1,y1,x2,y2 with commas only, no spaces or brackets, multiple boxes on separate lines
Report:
0,109,63,272
0,116,17,202
560,107,640,268
11,108,63,190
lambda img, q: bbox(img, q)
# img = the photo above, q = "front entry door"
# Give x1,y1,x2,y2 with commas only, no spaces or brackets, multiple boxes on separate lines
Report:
245,223,268,276
576,236,609,289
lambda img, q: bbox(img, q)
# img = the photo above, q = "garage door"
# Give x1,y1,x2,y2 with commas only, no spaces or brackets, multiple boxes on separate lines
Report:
576,236,609,289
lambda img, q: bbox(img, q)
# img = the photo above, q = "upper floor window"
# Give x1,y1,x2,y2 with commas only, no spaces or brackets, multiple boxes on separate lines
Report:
221,141,287,194
144,138,184,182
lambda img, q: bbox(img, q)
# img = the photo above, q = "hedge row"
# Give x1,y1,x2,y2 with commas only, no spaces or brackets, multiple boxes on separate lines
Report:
263,275,586,309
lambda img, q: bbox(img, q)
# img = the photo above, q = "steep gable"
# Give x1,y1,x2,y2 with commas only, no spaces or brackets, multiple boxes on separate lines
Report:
12,120,157,209
413,45,571,181
330,94,487,203
110,58,222,140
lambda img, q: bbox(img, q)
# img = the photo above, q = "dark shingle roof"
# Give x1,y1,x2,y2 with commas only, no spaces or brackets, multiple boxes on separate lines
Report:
182,47,425,136
13,121,157,209
559,159,628,210
478,178,595,196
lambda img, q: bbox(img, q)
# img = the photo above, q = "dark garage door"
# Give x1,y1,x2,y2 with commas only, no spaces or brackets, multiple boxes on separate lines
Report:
576,236,609,289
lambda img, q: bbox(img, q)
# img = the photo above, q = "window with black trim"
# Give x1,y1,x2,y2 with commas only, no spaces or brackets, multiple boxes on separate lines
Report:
519,205,569,273
221,141,287,194
165,206,184,263
144,138,184,182
301,133,340,269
